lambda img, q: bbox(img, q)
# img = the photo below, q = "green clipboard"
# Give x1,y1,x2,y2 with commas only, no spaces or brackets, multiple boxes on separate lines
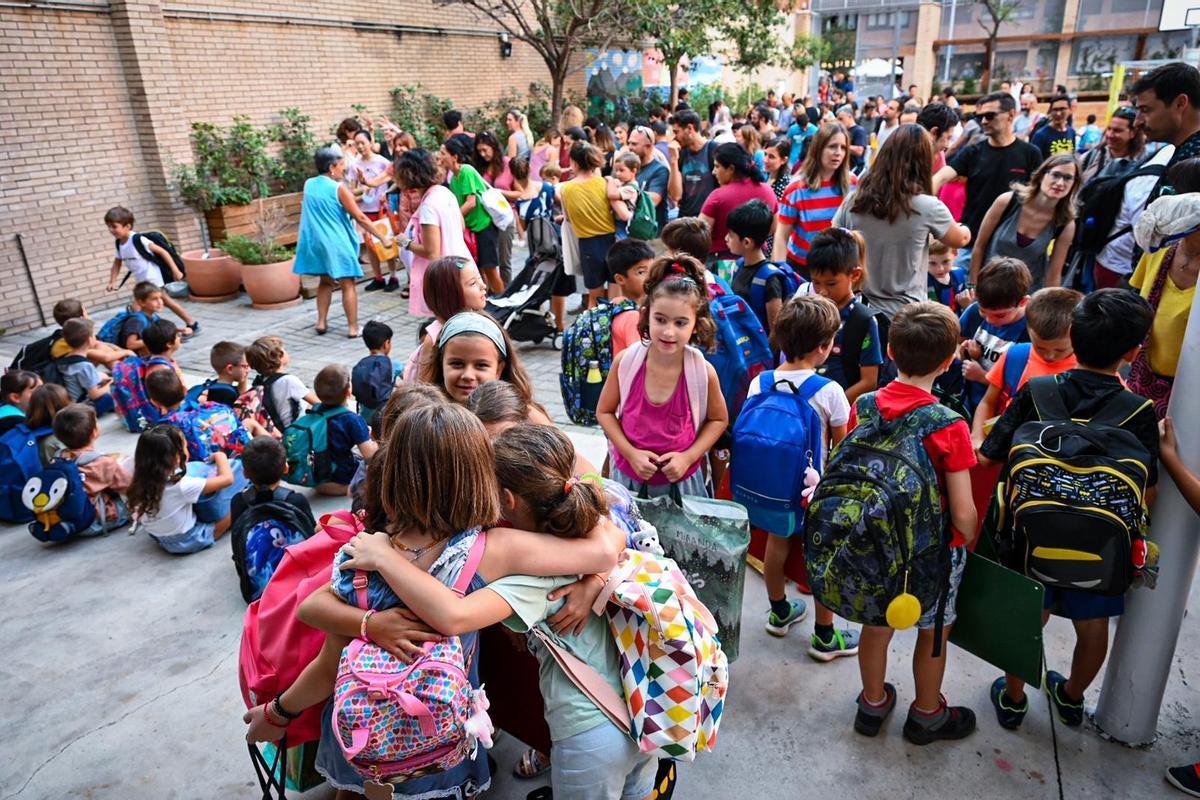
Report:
949,550,1045,686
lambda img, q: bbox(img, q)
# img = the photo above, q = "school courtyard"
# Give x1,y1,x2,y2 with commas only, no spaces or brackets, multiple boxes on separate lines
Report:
1,283,1198,800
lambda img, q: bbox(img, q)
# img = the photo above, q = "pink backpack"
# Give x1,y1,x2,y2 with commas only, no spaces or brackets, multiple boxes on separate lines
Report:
239,510,362,745
332,532,490,785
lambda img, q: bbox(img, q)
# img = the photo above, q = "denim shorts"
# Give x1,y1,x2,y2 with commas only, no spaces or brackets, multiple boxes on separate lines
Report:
918,545,967,629
551,722,657,800
152,520,216,554
578,233,617,290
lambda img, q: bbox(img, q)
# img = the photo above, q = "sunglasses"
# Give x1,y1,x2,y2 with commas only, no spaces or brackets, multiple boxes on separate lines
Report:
977,111,1001,122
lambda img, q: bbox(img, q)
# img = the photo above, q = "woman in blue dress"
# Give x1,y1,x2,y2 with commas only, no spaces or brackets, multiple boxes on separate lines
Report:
294,146,393,338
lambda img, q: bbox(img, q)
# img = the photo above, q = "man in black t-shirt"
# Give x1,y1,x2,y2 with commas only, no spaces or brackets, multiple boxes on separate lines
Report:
836,105,868,172
668,109,716,218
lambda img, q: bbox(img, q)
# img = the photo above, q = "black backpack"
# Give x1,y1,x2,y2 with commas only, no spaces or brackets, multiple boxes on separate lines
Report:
114,231,188,287
230,486,317,603
8,330,62,381
836,301,892,388
1072,161,1167,257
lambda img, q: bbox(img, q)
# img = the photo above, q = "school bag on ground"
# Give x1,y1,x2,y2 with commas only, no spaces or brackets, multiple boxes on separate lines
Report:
111,355,173,432
351,354,395,426
731,371,831,535
627,189,658,240
706,274,773,419
113,230,188,287
97,309,150,346
21,452,128,542
229,486,317,603
989,376,1152,596
805,394,962,647
332,532,490,784
0,423,52,523
8,330,63,383
560,297,638,425
283,406,351,487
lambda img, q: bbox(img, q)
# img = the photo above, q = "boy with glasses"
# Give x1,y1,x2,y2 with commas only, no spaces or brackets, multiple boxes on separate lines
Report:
1031,95,1077,159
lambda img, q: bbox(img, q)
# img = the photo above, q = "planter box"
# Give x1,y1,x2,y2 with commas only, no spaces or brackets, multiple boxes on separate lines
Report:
204,193,302,246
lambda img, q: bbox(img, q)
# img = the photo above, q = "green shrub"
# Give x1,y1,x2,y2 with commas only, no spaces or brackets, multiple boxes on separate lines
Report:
218,234,293,265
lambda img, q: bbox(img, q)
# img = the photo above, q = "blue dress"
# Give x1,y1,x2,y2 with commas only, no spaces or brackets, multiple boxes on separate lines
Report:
293,175,363,280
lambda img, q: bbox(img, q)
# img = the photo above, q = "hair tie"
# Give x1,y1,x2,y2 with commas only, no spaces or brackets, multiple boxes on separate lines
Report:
670,261,687,275
437,311,507,357
564,477,578,495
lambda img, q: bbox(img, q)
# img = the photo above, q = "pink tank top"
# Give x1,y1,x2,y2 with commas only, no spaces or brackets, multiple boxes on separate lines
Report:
612,360,699,486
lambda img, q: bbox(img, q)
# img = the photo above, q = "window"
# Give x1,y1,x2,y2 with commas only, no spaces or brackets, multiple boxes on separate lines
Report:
866,11,910,29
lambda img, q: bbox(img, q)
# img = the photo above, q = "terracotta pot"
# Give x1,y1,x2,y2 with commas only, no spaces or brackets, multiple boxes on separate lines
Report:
182,249,242,302
241,257,301,309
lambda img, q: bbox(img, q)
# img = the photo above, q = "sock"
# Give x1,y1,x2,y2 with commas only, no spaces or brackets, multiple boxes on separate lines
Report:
910,702,949,729
814,623,835,643
770,596,792,618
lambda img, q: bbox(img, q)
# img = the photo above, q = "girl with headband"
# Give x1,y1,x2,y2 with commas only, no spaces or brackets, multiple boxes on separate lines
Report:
419,312,541,414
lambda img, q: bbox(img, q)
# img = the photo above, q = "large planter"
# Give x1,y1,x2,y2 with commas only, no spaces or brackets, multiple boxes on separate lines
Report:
204,193,303,246
241,258,301,309
182,249,242,302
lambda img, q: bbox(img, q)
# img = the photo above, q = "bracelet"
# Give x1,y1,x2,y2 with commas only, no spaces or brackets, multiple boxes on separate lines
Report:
589,574,607,588
361,608,377,642
265,695,297,727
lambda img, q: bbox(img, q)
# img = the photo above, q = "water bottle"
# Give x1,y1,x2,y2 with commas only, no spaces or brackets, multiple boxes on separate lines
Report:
582,360,603,415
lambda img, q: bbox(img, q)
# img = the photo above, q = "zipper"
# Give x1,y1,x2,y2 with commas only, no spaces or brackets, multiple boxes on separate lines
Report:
1014,499,1130,529
336,659,468,691
1010,443,1148,480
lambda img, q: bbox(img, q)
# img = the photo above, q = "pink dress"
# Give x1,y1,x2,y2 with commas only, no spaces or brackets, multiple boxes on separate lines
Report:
409,185,472,317
611,361,699,486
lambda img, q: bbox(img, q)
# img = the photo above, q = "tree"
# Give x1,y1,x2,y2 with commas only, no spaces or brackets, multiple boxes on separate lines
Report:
718,0,829,101
631,0,724,108
978,0,1021,93
437,0,626,118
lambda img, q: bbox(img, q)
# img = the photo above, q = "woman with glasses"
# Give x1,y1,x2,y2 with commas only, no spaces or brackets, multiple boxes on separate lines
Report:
971,153,1079,289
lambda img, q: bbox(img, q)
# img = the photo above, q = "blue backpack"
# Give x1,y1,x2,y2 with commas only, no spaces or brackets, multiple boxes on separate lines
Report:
22,455,98,543
351,354,396,425
1001,343,1033,401
559,297,639,425
706,274,773,419
0,423,52,523
97,309,150,346
731,371,831,535
743,259,803,328
229,486,317,603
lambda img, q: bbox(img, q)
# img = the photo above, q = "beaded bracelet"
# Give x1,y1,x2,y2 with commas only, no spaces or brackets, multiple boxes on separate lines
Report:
361,608,377,643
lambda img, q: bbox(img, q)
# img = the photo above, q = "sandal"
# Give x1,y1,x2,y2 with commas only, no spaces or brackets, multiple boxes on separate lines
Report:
315,326,328,336
400,287,411,299
514,748,550,779
526,789,552,800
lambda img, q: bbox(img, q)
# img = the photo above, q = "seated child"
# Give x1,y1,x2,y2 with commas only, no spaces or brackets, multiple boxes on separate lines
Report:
853,302,978,745
606,238,653,355
971,287,1081,448
311,364,378,497
194,341,251,407
128,425,235,554
979,289,1158,731
958,257,1032,414
245,336,318,430
351,320,398,431
58,319,116,416
104,205,197,333
607,152,642,239
142,318,184,374
726,199,787,332
53,402,133,531
230,436,314,530
116,282,165,353
927,241,969,312
50,299,133,366
0,370,40,435
26,384,71,465
145,369,260,460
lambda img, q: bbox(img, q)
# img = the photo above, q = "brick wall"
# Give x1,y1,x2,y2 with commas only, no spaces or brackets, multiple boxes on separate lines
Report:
0,0,585,334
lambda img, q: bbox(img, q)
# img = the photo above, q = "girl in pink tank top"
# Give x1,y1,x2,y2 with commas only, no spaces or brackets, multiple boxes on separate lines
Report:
596,255,728,498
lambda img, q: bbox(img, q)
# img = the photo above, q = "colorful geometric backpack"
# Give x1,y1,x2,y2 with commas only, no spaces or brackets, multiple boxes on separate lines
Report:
111,355,173,432
560,297,638,425
229,486,317,603
332,532,491,785
164,401,252,461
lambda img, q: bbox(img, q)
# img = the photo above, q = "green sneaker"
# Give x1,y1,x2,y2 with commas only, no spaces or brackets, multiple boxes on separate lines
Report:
765,598,808,636
989,677,1029,730
1044,671,1084,727
808,628,860,662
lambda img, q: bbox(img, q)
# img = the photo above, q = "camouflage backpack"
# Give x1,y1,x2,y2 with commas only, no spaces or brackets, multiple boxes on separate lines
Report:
559,297,639,425
804,394,962,632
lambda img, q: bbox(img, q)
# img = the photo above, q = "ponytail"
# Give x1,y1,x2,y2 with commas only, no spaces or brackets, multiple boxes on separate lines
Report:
493,424,606,538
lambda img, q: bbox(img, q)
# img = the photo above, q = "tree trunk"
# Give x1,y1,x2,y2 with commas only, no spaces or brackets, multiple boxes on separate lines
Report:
981,34,996,93
552,71,566,126
667,57,680,109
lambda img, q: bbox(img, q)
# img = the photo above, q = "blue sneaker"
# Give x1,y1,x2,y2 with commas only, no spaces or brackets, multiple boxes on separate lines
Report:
765,598,808,636
1044,671,1084,727
808,628,860,662
989,677,1029,730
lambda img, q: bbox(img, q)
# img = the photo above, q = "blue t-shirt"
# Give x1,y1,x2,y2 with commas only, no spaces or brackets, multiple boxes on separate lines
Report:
1031,125,1078,159
818,299,884,390
636,159,670,234
928,267,969,309
118,311,159,349
959,302,1029,411
315,405,372,485
786,122,817,166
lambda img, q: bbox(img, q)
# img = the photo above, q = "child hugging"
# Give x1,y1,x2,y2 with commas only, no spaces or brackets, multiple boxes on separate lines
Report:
597,254,729,498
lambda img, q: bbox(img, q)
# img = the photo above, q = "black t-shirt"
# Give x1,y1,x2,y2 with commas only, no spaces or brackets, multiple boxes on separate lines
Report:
948,138,1043,240
848,125,869,170
678,141,716,218
981,370,1159,486
731,259,786,330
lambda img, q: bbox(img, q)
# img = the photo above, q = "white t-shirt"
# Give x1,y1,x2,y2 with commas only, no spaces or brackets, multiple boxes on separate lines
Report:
267,374,309,428
139,475,205,539
118,233,164,286
351,154,391,213
746,368,850,461
1097,145,1175,276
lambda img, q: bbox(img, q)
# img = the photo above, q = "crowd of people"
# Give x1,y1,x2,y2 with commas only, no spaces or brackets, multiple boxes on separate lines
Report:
5,59,1200,800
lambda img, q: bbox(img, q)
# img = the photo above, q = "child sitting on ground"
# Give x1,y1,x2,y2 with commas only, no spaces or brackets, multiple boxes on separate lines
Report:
50,299,133,366
114,282,166,353
726,199,789,332
230,436,314,532
128,425,234,554
351,320,399,432
310,364,378,497
142,319,184,375
607,238,654,355
103,206,197,334
53,403,132,531
245,336,318,431
26,384,71,465
58,319,116,416
146,369,261,460
192,341,251,407
0,371,40,436
971,287,1081,448
927,241,969,312
978,289,1159,731
958,257,1032,414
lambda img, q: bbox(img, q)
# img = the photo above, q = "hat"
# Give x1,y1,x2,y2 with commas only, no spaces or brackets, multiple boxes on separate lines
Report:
1134,194,1200,253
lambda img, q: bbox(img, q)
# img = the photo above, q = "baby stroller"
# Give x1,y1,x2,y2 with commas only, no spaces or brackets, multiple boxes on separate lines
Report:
484,193,564,348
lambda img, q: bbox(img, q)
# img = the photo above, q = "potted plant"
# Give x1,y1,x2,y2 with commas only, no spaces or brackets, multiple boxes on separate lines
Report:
182,248,242,302
220,200,300,308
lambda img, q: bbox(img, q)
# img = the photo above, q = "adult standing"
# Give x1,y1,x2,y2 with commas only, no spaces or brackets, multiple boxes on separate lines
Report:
836,105,868,173
443,109,470,139
970,153,1079,289
558,142,616,309
1030,95,1077,159
700,143,779,260
349,130,396,292
772,122,854,277
475,131,518,287
934,92,1043,271
441,134,503,295
832,124,970,319
529,128,561,180
1013,93,1042,140
875,96,905,148
1130,61,1200,204
505,109,534,161
292,147,393,337
668,110,717,218
786,110,818,171
1079,107,1144,186
511,157,572,332
558,106,586,175
627,124,670,234
394,148,473,316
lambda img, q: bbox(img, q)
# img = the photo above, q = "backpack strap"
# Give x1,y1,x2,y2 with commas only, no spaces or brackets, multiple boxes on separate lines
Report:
683,346,709,428
840,301,874,386
452,530,488,597
1001,343,1032,399
1027,375,1070,422
748,262,785,324
259,373,289,432
530,626,632,733
73,450,105,467
615,343,649,418
1088,389,1153,429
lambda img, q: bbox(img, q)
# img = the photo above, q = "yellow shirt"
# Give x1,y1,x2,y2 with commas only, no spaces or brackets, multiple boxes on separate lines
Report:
561,176,616,239
1131,248,1195,377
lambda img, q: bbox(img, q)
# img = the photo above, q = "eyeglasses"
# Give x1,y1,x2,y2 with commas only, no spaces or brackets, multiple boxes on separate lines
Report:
977,111,1001,122
1050,105,1071,113
1046,170,1077,185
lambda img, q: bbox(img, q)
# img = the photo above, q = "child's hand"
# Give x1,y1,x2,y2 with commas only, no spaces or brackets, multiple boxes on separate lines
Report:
962,360,987,383
367,608,443,663
243,704,287,743
954,288,975,309
961,340,982,361
208,451,229,464
656,451,692,482
1160,417,1179,459
341,530,397,572
105,282,117,293
625,449,660,481
547,576,604,637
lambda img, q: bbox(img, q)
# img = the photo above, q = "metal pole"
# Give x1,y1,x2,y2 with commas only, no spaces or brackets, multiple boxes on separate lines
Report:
890,8,902,95
14,233,48,328
1094,290,1200,745
944,0,959,84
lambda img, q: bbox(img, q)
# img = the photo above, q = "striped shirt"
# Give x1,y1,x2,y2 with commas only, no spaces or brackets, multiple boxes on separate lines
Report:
778,177,851,266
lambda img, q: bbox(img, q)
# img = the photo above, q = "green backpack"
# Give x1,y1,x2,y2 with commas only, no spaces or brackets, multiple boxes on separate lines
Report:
627,188,658,240
283,406,350,487
805,395,962,637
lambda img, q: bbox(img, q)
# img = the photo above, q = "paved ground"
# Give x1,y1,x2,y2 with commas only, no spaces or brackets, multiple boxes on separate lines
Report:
2,274,1199,799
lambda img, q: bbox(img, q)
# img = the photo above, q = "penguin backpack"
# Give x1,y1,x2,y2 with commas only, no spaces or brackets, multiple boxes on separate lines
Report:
23,454,103,543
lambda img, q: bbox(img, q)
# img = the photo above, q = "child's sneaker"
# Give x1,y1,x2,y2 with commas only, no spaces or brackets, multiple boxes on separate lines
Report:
989,677,1029,730
765,598,808,636
364,277,387,292
902,698,976,745
1044,671,1084,727
808,628,860,662
1166,762,1200,797
854,682,896,736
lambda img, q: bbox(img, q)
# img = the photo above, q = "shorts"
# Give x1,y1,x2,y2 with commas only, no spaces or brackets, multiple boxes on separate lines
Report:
1043,586,1125,620
152,520,216,554
578,233,617,290
551,722,657,800
552,270,578,297
474,223,500,270
918,545,967,629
